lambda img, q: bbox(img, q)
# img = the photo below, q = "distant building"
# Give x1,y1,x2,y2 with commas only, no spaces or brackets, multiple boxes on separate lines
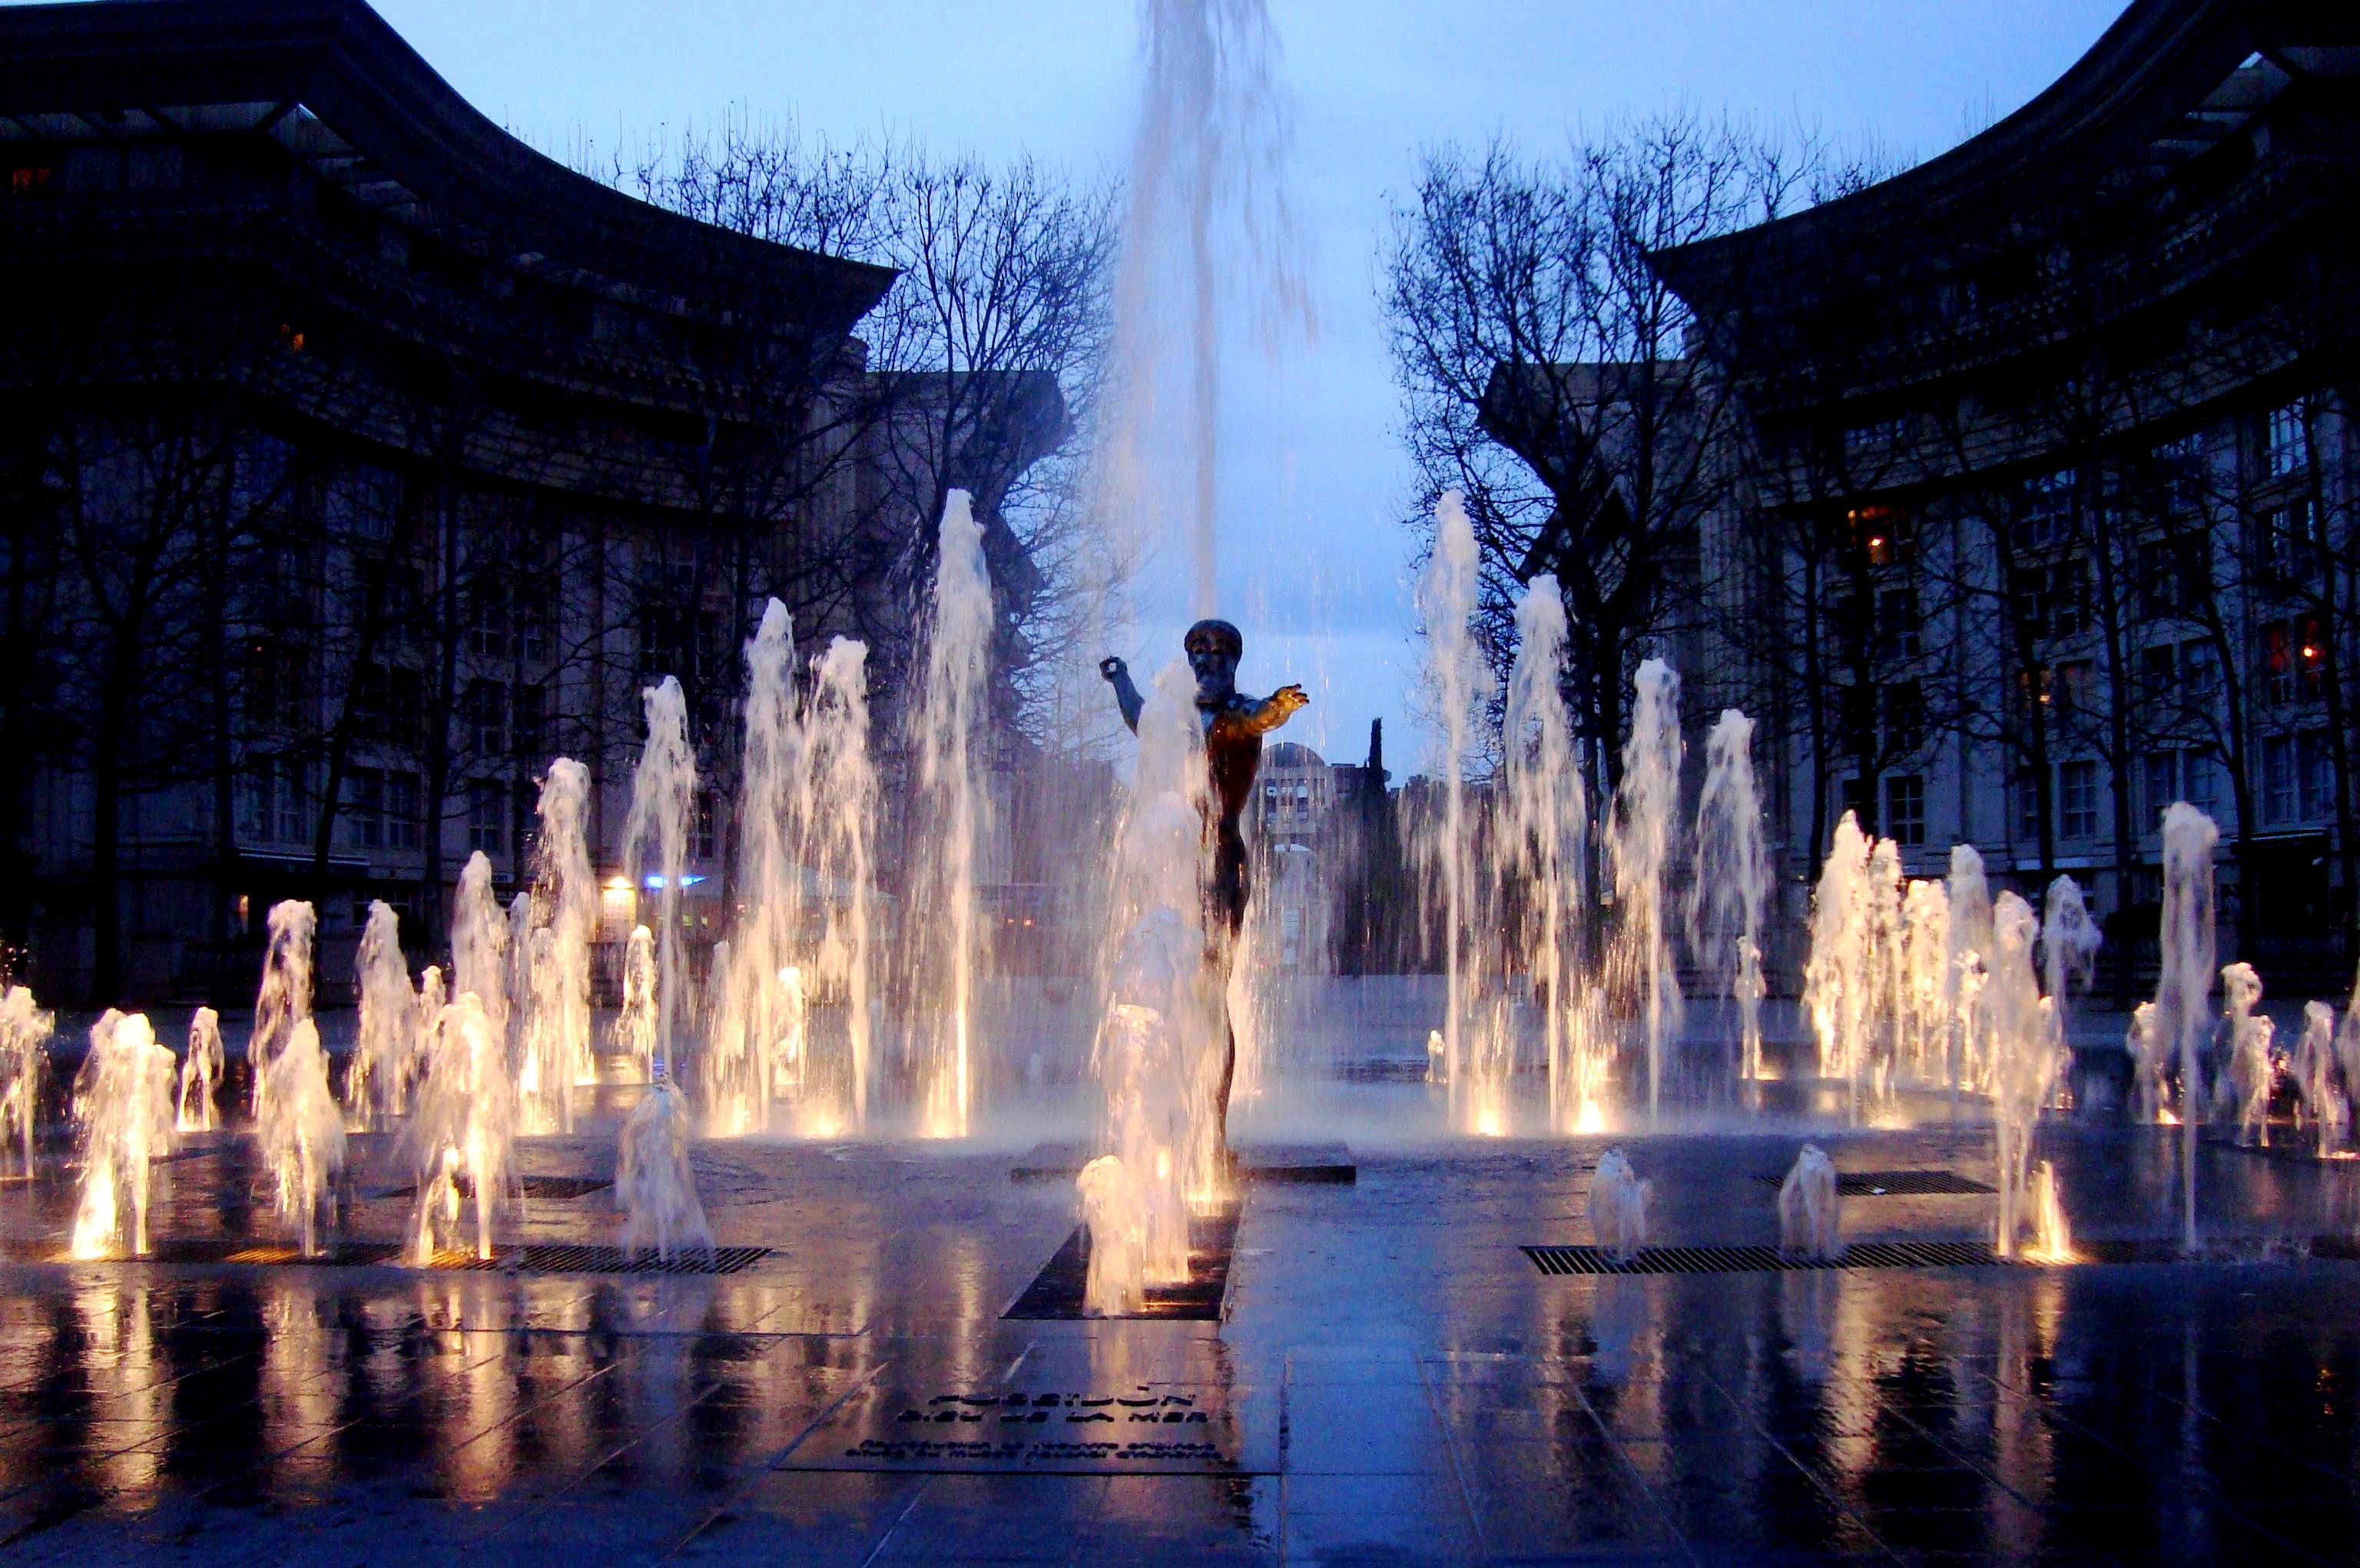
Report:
1652,0,2360,981
0,0,1059,1000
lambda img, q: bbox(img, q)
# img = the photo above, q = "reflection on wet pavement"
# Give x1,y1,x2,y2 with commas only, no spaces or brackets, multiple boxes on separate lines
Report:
0,1118,2355,1562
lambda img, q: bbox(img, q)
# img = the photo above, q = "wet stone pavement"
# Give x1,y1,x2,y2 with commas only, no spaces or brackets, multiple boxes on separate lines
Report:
0,1116,2357,1563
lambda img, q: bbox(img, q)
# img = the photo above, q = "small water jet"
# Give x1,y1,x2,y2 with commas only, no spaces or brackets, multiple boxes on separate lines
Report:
1945,846,1994,1097
1984,891,2063,1258
1778,1144,1840,1260
1588,1149,1650,1263
1416,491,1489,1125
350,900,413,1129
2153,803,2219,1248
2294,1000,2346,1155
0,985,51,1173
250,900,316,1122
1609,658,1684,1118
2040,876,2103,1018
257,1018,346,1255
710,600,804,1135
616,1072,713,1263
799,635,879,1129
520,757,598,1132
623,677,697,1084
615,926,658,1082
70,1011,177,1258
407,992,515,1263
2220,963,2274,1147
1803,813,1872,1112
450,854,509,1046
1079,1153,1148,1318
2027,1161,2074,1262
1689,709,1767,1080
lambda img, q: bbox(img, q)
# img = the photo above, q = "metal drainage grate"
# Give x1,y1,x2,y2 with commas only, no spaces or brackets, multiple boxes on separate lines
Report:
436,1243,769,1276
1524,1240,2004,1277
1748,1169,1996,1197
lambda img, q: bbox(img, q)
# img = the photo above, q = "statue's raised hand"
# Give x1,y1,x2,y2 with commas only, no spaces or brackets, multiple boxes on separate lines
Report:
1099,655,1129,684
1248,684,1308,734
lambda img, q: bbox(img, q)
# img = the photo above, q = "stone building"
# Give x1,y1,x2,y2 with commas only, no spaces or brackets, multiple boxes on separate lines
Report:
0,0,1059,1000
1651,0,2360,981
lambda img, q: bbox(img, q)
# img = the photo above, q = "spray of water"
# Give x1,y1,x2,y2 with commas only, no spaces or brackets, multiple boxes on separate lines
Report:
1588,1149,1650,1263
615,927,658,1083
2040,875,2103,1026
623,678,696,1085
258,1018,346,1255
800,637,879,1131
1778,1143,1840,1260
1609,658,1684,1119
711,601,806,1135
0,986,51,1172
69,1011,176,1258
350,900,413,1129
1945,846,1994,1098
1503,575,1590,1129
907,492,994,1139
407,992,514,1263
450,854,508,1049
1803,813,1872,1105
2153,803,2219,1249
2293,1000,2346,1155
1898,880,1950,1082
1688,710,1767,1079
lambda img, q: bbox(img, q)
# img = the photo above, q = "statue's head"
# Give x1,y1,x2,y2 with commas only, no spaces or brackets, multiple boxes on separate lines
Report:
1184,619,1242,703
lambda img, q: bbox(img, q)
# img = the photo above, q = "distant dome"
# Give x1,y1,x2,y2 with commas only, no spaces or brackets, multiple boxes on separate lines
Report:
1262,741,1327,770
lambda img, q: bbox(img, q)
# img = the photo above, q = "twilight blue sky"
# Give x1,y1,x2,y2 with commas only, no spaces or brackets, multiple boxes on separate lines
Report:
129,0,2140,764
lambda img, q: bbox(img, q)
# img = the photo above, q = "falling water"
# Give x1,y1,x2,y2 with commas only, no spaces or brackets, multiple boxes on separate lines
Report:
1984,891,2063,1258
522,757,598,1132
623,677,696,1083
617,1076,713,1262
1899,880,1951,1082
2220,963,2273,1146
350,900,413,1128
2153,802,2219,1249
1803,813,1872,1109
250,900,316,1123
2027,1160,2074,1261
2293,1001,2345,1155
0,986,51,1173
257,1018,346,1256
1416,490,1487,1124
408,992,514,1263
69,1011,176,1258
1864,838,1904,1103
1687,710,1766,1080
1503,575,1589,1129
711,601,803,1135
1609,658,1684,1118
907,492,993,1139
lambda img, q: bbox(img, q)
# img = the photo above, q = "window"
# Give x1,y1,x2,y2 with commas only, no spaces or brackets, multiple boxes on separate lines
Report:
694,795,718,863
2262,499,2323,584
469,581,510,658
2011,558,2090,639
2262,621,2295,706
1876,588,1921,659
468,779,504,854
1840,685,1875,757
2266,399,2311,480
2153,433,2209,513
515,683,549,759
2180,639,2219,700
2014,767,2047,843
385,772,419,850
2301,731,2335,820
2183,749,2219,819
352,663,423,748
1851,506,1916,567
2055,659,2094,720
246,640,308,730
2264,734,2297,825
2142,751,2179,828
1839,776,1874,829
2138,534,2204,617
2015,469,2075,552
1884,775,1926,847
2140,645,2176,715
1883,680,1926,754
464,678,506,757
2060,761,2099,838
346,767,384,850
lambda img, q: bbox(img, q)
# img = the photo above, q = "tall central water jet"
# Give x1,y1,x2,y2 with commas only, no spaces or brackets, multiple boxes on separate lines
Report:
1609,658,1683,1117
520,757,598,1132
1105,0,1308,612
712,601,804,1135
2152,803,2219,1250
907,492,993,1138
1502,574,1589,1130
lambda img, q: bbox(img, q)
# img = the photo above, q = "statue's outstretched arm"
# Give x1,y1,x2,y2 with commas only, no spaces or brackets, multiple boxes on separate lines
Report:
1099,656,1145,734
1242,684,1309,736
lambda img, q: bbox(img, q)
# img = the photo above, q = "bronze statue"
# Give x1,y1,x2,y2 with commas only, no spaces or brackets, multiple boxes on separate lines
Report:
1101,619,1307,1159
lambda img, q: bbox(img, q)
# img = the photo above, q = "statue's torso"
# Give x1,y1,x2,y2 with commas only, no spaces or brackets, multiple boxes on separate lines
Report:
1201,698,1265,825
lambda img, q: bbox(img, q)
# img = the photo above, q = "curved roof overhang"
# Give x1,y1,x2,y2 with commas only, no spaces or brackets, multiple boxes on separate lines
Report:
1650,0,2360,304
0,0,897,333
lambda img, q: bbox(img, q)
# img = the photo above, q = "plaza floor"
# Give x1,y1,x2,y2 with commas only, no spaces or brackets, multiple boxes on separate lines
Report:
0,1073,2354,1566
